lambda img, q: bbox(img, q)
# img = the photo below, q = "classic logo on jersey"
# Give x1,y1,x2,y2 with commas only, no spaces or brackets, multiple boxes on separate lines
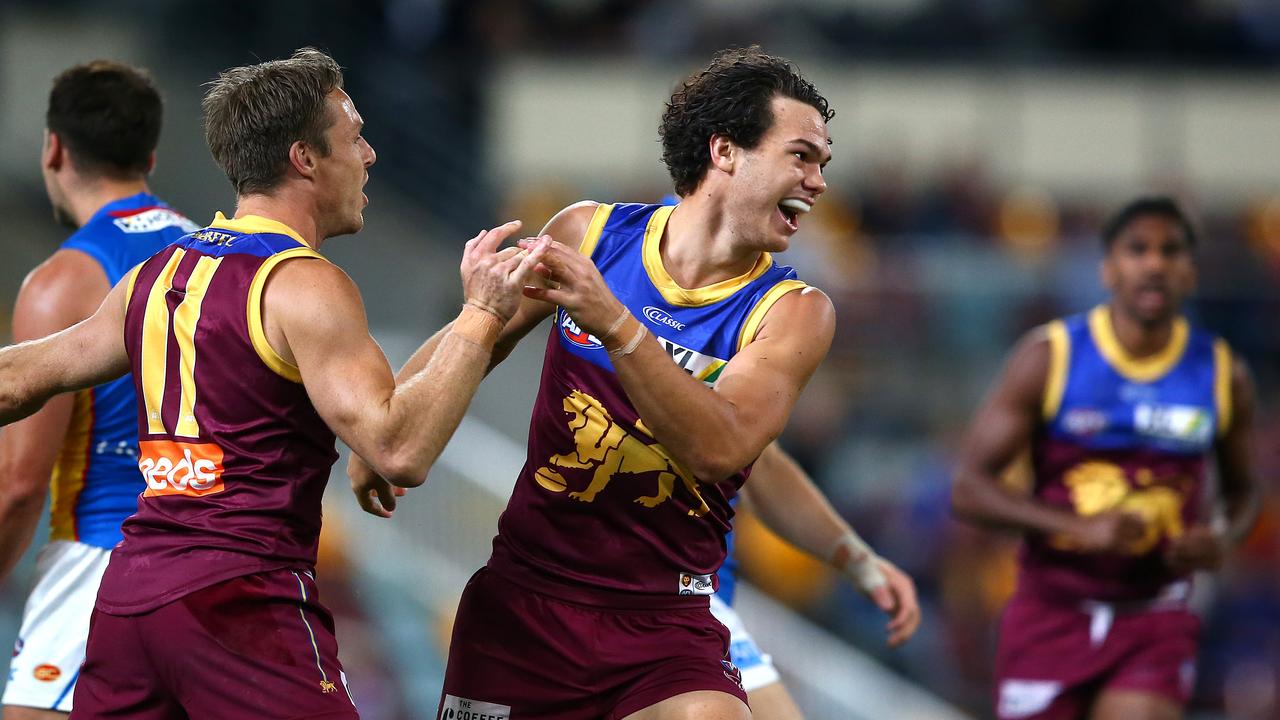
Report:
33,664,60,682
557,308,602,349
1062,408,1108,436
678,572,716,596
643,305,686,331
1134,402,1213,446
536,390,710,516
139,440,226,497
439,695,511,720
1051,461,1187,555
112,208,199,235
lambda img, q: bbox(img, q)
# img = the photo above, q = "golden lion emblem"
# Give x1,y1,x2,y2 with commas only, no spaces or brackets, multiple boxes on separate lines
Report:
1053,460,1186,555
536,390,709,517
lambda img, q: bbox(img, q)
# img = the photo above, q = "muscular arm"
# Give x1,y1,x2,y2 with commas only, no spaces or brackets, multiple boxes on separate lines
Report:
527,207,834,481
951,329,1095,538
272,224,543,489
0,251,109,583
744,442,920,646
1215,358,1261,546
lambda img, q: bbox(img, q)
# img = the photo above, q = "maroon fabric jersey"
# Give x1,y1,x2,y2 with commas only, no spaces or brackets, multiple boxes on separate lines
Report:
97,214,337,615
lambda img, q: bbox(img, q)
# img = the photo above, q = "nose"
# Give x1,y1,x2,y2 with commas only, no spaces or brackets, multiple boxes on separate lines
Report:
804,163,826,196
361,137,377,167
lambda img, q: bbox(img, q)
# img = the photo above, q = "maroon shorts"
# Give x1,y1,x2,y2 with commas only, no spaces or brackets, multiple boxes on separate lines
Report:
72,568,358,720
437,566,747,720
994,593,1200,719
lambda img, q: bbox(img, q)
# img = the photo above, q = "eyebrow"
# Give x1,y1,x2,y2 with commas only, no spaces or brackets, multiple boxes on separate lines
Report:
790,138,832,163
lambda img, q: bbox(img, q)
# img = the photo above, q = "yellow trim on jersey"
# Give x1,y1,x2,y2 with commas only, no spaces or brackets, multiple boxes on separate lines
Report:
578,204,614,259
1042,320,1070,420
49,389,94,542
209,212,308,248
1087,305,1188,383
247,247,326,383
1214,339,1233,437
642,205,774,307
141,250,186,435
736,279,809,352
172,256,224,438
124,263,143,308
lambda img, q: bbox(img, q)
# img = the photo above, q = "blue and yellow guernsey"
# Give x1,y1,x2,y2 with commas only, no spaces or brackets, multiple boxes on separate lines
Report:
49,192,197,548
1025,305,1232,602
489,202,808,602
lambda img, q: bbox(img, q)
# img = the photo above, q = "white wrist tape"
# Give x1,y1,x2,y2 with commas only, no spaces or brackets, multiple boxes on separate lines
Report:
828,532,887,594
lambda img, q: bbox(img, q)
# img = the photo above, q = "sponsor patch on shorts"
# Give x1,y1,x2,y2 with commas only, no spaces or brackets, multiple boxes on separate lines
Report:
440,694,511,720
997,679,1062,719
678,572,715,596
33,664,61,682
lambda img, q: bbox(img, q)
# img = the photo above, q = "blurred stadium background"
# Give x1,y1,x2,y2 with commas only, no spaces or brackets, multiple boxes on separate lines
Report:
1,1,1278,718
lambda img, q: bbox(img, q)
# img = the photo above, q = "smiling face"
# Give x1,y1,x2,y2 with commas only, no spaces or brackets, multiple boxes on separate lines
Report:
723,96,830,252
313,89,376,239
1102,213,1196,326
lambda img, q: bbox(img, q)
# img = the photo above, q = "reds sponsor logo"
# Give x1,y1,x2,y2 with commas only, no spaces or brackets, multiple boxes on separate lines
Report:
558,308,602,349
139,440,226,497
642,305,686,331
33,664,60,682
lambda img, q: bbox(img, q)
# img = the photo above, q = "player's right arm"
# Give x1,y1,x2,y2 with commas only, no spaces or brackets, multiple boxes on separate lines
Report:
0,251,110,583
950,327,1145,552
269,222,546,491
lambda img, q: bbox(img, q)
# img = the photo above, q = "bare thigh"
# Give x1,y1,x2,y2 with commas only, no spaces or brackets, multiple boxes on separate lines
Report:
747,681,804,720
620,690,752,720
1090,689,1181,720
4,706,67,720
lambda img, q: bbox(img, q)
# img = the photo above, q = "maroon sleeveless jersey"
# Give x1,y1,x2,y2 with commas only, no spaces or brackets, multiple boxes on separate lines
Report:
488,203,808,601
96,214,338,615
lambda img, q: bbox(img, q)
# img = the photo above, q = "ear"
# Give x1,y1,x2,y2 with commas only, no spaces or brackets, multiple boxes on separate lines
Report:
43,130,63,171
287,140,317,180
1098,257,1116,293
144,150,157,175
708,133,735,175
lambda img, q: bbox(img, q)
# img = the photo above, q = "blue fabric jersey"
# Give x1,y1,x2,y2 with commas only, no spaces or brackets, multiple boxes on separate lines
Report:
48,192,198,548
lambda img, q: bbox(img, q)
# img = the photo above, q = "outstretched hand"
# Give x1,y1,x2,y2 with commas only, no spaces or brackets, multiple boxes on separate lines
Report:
864,558,921,648
460,222,551,323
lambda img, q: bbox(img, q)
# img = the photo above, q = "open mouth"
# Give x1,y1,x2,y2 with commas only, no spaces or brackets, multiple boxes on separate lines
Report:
777,198,811,232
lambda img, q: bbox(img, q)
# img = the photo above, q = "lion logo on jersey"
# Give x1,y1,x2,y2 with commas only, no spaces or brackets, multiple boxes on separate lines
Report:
1053,461,1186,555
535,390,709,517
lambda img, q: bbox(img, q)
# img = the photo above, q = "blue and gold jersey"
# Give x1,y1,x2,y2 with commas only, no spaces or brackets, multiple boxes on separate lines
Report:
1024,305,1231,602
490,202,808,599
49,192,197,548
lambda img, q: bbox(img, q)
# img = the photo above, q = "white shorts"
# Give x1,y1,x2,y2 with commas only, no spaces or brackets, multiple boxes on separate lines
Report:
3,540,111,712
710,594,781,693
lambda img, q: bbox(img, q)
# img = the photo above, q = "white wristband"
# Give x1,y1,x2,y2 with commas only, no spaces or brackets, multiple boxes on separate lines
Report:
828,532,887,594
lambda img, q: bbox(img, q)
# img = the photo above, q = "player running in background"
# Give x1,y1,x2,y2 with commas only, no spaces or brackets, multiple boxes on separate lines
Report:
0,61,197,720
952,197,1261,720
0,48,545,719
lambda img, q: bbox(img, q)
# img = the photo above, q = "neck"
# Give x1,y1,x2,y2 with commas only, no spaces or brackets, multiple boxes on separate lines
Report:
662,191,764,288
234,190,322,249
1106,303,1175,358
66,177,150,227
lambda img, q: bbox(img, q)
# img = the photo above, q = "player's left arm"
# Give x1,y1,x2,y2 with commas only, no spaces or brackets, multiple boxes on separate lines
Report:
526,240,834,482
1166,356,1261,573
745,442,920,647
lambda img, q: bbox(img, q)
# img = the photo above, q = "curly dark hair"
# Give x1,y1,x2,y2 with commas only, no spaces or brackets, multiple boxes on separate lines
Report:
660,46,833,197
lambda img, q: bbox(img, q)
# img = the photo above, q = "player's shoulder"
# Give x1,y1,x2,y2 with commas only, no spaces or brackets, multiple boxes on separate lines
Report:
13,249,110,335
752,282,834,345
